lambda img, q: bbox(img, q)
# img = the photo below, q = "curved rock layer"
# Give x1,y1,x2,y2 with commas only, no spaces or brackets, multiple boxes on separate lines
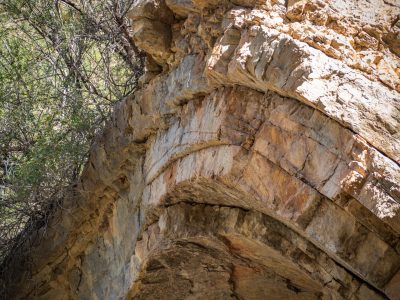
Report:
6,0,400,299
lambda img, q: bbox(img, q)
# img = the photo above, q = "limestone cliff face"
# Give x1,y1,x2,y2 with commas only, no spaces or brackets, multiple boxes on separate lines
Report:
5,0,400,299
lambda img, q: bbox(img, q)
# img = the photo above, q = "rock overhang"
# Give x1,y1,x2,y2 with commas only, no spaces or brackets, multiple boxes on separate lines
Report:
4,0,400,299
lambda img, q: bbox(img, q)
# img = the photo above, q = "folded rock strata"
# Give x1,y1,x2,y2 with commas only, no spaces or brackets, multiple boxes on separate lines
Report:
4,0,400,299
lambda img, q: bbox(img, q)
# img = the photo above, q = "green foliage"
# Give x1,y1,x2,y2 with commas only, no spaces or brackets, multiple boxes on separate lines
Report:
0,0,142,263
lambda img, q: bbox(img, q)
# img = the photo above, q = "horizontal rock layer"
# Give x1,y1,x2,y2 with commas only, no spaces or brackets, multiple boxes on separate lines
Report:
4,0,400,299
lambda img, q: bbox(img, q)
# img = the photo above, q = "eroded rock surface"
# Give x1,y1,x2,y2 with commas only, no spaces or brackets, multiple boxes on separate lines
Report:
4,0,400,299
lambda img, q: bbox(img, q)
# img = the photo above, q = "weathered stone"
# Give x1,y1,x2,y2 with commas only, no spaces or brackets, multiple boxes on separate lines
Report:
4,0,400,299
207,21,400,163
165,0,199,17
128,0,174,24
131,19,172,65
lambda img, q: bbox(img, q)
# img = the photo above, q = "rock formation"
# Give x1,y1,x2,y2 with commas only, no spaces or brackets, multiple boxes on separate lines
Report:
4,0,400,299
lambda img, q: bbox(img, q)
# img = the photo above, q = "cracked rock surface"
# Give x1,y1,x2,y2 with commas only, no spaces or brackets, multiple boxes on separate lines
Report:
4,0,400,299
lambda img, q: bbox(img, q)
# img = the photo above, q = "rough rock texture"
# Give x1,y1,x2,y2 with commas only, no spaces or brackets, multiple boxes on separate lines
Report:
4,0,400,299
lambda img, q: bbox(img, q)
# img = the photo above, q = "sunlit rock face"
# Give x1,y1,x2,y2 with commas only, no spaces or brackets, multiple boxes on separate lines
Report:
7,0,400,299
